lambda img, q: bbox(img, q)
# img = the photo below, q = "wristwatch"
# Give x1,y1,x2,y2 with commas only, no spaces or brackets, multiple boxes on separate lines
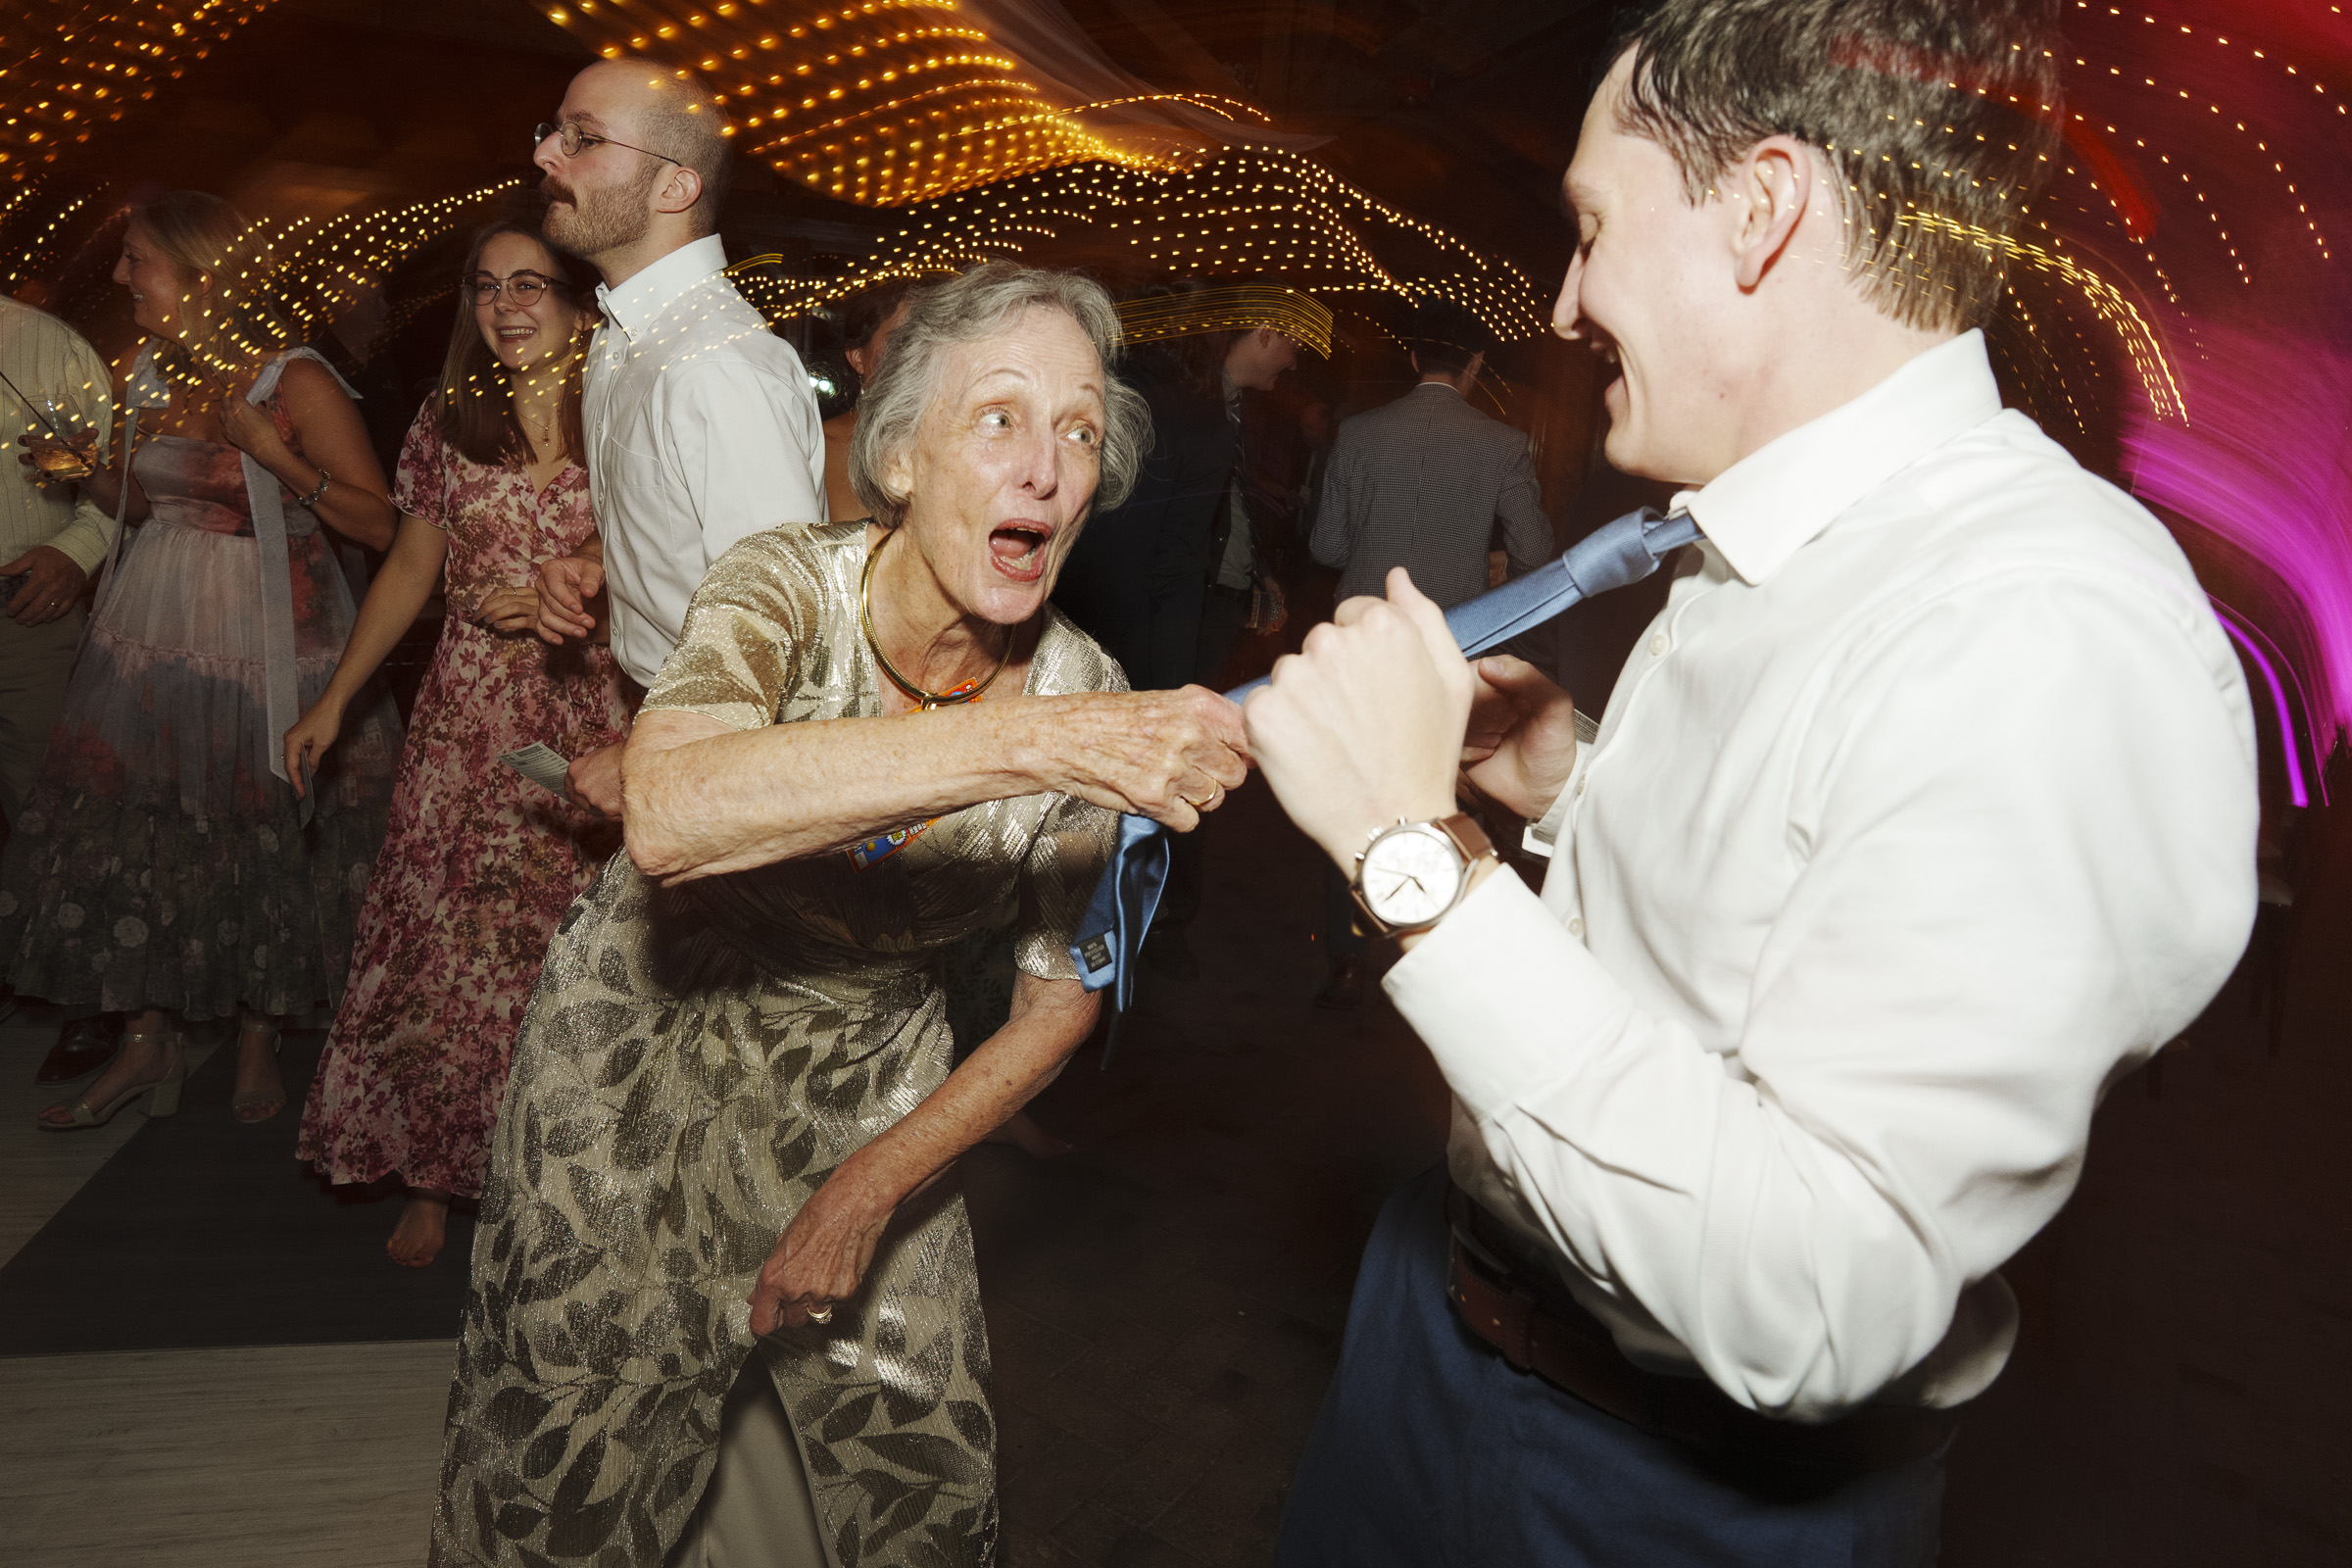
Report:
1348,811,1497,937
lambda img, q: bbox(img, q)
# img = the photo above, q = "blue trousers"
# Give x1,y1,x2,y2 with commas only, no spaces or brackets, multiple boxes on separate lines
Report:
1274,1169,1949,1568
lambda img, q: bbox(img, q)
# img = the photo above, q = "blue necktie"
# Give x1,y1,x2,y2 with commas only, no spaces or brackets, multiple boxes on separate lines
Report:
1069,506,1701,1054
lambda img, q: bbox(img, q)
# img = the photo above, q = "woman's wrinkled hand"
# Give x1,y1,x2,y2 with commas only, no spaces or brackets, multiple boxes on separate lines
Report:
282,697,345,799
1039,686,1251,832
748,1171,895,1336
477,582,543,634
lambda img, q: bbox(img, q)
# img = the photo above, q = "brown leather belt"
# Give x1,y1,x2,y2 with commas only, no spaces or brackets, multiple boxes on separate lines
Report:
1444,1185,1959,1477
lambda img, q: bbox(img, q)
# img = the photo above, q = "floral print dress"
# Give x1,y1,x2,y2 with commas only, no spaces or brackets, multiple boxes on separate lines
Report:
430,519,1122,1568
297,408,637,1199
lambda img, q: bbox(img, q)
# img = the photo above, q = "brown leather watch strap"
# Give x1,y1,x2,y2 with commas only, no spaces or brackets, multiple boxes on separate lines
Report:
1432,811,1495,866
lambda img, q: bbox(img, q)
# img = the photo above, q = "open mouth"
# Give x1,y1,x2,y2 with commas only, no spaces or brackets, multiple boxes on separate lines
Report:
498,325,538,350
1587,330,1625,404
989,521,1053,581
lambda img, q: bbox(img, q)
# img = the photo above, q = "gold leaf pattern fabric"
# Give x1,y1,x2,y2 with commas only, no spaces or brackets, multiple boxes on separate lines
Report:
430,519,1123,1567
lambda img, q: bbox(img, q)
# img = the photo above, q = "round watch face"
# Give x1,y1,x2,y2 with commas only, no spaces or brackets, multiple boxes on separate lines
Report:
1359,826,1464,929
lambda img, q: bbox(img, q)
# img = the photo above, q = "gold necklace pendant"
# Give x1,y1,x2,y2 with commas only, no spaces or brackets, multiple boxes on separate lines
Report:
859,528,1012,710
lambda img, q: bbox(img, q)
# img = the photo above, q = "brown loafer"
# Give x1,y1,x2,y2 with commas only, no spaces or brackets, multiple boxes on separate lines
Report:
36,1013,123,1085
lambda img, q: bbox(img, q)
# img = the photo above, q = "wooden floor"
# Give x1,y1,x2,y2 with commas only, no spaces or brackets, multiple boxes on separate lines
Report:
0,1011,208,1270
0,1006,450,1567
0,1339,450,1568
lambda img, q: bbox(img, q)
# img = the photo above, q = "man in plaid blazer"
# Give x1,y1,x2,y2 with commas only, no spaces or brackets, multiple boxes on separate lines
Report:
1308,323,1553,612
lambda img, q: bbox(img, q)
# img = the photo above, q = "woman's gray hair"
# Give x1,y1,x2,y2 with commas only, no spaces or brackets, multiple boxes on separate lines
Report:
847,261,1151,526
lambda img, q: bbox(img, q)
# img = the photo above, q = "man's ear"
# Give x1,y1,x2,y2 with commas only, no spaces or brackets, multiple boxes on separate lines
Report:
1462,350,1486,385
1407,350,1424,376
655,164,705,220
1731,135,1815,292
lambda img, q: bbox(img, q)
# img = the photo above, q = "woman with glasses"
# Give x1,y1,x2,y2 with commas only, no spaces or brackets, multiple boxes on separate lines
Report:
0,190,401,1132
287,222,636,1267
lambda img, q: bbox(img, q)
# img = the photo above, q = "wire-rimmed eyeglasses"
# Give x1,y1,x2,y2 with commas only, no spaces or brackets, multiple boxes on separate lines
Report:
532,120,681,168
465,270,560,308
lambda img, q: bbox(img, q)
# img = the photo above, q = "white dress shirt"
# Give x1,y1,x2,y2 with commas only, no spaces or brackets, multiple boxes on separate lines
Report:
584,234,826,685
1388,330,2258,1421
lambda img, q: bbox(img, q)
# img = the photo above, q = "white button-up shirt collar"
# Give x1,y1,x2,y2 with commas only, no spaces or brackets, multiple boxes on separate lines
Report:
593,232,727,344
1678,329,2003,587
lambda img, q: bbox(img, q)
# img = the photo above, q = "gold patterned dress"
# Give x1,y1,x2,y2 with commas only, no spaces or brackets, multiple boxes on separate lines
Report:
431,519,1123,1568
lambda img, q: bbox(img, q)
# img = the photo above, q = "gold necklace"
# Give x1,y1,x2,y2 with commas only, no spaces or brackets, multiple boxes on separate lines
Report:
859,528,1011,710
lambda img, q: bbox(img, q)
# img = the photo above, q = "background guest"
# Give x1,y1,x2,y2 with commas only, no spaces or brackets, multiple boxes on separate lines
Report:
819,281,918,521
288,222,636,1268
0,286,116,1045
1303,301,1552,1007
528,61,828,814
1251,5,2256,1560
0,190,402,1130
1308,302,1551,608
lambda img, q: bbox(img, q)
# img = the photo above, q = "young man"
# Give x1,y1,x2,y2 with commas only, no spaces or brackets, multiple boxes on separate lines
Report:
1248,2,2257,1562
530,62,826,811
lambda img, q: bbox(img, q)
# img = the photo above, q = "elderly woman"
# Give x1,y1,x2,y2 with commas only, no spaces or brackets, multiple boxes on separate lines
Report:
430,263,1247,1568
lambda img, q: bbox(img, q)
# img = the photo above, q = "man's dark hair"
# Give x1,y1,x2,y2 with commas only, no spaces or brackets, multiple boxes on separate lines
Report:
1407,299,1492,377
1606,0,2063,331
641,72,734,236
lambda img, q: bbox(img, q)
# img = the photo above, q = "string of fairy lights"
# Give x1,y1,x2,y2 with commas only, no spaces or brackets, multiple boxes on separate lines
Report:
2,0,2326,436
0,0,279,177
103,178,524,387
724,145,1546,344
543,0,1206,205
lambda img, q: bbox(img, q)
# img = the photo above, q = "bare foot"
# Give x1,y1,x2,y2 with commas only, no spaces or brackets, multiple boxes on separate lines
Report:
388,1191,451,1268
985,1110,1074,1160
231,1017,285,1123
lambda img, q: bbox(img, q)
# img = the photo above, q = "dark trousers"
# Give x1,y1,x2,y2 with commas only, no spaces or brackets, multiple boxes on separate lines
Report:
1274,1169,1950,1568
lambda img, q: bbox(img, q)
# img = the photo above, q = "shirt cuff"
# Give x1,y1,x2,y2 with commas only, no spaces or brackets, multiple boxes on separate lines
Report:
1519,750,1586,859
43,505,118,575
1383,865,1630,1121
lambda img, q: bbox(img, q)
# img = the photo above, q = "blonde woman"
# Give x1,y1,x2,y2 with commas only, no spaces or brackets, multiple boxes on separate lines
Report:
0,189,401,1130
291,222,636,1267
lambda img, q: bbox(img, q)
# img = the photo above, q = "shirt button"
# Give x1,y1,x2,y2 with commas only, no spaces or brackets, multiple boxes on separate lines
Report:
1574,775,1587,798
1568,918,1585,938
1649,632,1670,657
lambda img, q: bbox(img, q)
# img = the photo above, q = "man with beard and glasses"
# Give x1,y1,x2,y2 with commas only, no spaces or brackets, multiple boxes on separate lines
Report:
1246,1,2257,1563
529,62,826,813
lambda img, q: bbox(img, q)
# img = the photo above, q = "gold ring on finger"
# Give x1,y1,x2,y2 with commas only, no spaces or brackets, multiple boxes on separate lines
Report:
807,1305,834,1325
